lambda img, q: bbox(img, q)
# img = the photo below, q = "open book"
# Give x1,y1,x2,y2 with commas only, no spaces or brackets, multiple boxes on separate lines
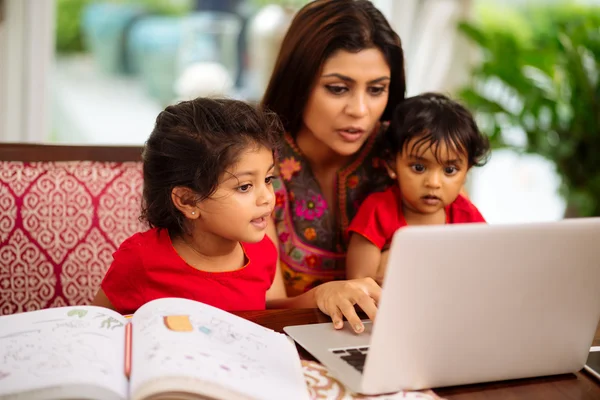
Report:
0,297,310,400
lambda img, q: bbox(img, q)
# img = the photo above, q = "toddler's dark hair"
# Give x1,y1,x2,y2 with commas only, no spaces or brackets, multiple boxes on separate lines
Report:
386,92,490,166
140,97,283,235
359,93,490,201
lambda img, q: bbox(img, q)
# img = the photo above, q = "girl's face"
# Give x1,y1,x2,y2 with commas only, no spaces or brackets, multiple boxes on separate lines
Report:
390,138,469,218
299,48,391,157
196,145,276,243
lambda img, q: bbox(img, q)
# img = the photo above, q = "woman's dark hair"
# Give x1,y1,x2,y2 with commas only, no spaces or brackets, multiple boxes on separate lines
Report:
141,97,283,235
385,92,490,167
261,0,405,135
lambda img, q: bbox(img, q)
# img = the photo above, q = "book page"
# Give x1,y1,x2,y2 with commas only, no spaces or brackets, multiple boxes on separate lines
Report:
0,306,128,400
130,298,309,400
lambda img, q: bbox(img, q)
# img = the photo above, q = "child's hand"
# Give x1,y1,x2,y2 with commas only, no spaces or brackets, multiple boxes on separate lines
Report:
313,278,381,333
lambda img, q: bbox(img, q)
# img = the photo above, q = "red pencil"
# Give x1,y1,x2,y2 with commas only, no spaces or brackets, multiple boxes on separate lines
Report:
124,322,132,379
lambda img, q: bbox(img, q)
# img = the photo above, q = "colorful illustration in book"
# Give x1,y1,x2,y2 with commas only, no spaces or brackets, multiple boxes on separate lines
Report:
136,311,274,381
0,309,124,382
164,315,193,332
195,318,242,344
67,309,88,318
96,314,124,330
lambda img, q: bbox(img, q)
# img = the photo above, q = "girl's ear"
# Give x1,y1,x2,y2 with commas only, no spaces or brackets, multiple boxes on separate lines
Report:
383,159,397,180
171,187,200,219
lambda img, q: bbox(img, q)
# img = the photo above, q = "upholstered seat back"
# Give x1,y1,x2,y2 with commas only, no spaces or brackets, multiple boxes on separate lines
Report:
0,145,147,315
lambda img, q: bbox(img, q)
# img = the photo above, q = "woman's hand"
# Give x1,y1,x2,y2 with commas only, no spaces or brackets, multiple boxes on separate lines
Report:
313,277,381,333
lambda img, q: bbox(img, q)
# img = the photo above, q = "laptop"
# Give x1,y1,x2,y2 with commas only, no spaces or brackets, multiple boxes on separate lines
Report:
284,218,600,395
585,346,600,380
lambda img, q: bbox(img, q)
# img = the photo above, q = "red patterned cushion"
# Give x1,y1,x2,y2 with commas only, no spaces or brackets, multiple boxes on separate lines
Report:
0,161,147,315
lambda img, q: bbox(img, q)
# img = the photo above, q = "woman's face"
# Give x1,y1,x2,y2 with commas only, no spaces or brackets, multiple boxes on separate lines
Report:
300,48,391,157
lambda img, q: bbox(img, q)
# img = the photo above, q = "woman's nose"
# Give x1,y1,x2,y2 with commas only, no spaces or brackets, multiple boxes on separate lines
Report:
346,92,368,118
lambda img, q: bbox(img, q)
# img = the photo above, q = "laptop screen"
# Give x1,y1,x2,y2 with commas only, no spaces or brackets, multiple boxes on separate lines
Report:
585,350,600,380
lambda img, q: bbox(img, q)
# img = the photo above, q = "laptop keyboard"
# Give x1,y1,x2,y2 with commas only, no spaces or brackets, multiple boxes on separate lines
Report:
331,346,369,373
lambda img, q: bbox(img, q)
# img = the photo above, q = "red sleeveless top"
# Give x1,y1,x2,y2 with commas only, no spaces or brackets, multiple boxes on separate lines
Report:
101,228,277,314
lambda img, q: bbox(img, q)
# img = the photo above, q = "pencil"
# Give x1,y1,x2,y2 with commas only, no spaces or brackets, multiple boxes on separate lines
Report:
125,322,132,379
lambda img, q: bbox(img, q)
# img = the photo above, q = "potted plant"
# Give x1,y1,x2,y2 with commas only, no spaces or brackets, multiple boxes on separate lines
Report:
458,4,600,217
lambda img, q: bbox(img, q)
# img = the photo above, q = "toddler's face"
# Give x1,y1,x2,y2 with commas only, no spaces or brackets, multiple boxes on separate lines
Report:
197,145,276,243
391,138,469,217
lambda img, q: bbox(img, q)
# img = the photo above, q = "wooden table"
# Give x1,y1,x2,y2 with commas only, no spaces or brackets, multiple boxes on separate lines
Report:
233,308,600,400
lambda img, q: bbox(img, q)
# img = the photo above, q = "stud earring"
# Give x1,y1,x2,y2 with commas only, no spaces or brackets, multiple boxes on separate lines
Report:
191,211,196,215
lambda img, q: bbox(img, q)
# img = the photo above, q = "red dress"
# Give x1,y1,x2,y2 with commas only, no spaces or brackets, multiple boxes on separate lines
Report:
101,228,277,314
348,186,486,249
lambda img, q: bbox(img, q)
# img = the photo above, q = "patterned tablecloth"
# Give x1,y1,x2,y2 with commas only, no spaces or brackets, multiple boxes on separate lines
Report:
302,360,443,400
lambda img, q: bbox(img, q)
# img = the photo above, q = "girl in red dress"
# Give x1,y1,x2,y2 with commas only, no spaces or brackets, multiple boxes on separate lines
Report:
93,98,378,332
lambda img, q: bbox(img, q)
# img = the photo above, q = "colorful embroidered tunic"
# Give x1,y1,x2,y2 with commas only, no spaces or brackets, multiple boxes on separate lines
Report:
273,131,386,296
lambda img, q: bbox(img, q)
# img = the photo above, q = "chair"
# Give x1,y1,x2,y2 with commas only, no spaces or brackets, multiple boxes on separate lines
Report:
0,143,147,315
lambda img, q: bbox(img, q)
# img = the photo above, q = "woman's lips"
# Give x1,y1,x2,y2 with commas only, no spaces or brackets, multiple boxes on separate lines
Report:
337,129,366,143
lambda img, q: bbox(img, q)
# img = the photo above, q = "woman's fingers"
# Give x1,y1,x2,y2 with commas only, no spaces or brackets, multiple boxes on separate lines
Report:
338,299,365,333
328,306,344,329
316,278,383,332
355,291,378,322
359,277,382,304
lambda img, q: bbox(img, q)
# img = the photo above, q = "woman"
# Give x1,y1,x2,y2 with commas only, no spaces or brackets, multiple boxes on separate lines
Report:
262,0,405,320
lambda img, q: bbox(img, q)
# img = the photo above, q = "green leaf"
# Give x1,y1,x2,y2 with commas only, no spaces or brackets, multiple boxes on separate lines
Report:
459,4,600,216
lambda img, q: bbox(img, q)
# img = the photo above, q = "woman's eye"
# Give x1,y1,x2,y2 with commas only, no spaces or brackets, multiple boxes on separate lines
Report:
237,184,252,192
411,164,425,173
325,85,348,95
368,86,387,96
265,175,275,185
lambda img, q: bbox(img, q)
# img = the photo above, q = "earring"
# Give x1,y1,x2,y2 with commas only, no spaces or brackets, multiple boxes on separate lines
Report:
191,211,196,215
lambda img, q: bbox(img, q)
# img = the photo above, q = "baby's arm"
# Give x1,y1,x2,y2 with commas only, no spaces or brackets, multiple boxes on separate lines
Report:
376,249,390,285
346,233,382,281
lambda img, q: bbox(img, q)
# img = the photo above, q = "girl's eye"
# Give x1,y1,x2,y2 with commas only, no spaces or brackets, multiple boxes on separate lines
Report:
325,85,348,95
237,184,252,193
411,164,425,173
265,175,276,185
445,166,458,175
368,86,387,96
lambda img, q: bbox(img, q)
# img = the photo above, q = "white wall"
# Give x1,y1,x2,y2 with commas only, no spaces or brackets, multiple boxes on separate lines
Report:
0,0,54,143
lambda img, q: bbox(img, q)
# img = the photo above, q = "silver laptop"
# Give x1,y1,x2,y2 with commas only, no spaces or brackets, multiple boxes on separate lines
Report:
284,218,600,395
585,346,600,380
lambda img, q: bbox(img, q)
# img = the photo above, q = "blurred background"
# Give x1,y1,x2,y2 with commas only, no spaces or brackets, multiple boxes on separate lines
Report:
0,0,598,223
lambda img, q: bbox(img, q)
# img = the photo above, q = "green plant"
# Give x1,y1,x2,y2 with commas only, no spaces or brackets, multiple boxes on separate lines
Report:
458,5,600,217
56,0,94,53
55,0,192,54
110,0,192,15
